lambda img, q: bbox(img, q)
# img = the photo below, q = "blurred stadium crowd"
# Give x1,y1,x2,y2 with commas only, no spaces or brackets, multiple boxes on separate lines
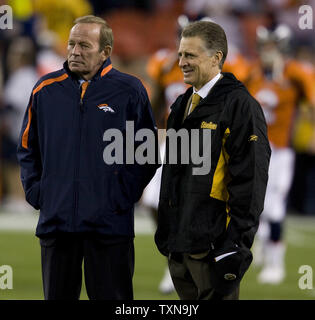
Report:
0,0,315,219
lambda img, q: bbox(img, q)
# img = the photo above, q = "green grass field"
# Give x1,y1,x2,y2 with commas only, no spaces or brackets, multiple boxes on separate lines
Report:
1,215,315,300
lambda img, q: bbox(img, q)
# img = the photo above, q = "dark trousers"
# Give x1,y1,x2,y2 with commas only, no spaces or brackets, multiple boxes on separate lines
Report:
169,253,239,300
40,234,134,300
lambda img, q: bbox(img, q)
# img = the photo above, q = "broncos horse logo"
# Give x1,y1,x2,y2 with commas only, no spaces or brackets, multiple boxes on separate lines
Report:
97,103,115,113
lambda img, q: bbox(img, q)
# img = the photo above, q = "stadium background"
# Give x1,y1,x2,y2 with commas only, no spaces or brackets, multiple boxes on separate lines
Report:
0,0,315,300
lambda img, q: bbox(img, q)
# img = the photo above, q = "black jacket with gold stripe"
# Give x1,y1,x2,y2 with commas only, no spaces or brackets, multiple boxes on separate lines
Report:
155,72,271,261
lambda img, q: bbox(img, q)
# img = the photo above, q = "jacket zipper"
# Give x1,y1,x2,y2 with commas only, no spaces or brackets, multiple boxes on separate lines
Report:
73,89,86,231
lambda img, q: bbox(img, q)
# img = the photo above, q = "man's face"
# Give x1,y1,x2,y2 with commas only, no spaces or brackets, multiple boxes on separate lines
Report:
178,36,220,90
67,23,109,80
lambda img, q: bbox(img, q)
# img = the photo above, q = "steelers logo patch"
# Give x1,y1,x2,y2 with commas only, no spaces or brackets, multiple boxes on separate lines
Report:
224,273,237,280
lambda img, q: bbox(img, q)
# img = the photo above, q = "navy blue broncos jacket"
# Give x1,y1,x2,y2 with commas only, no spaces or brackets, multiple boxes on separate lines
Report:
17,58,159,237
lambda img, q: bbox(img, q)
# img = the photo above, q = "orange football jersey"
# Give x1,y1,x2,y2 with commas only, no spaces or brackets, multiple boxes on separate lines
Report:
223,49,251,83
245,60,315,148
147,48,189,114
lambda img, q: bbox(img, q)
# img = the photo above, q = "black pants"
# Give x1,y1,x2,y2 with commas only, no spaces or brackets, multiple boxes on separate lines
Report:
40,233,134,300
169,253,239,300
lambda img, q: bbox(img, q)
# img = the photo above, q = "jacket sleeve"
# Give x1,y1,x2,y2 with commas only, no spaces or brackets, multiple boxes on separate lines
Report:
224,94,271,250
115,82,160,210
208,93,271,295
16,94,42,210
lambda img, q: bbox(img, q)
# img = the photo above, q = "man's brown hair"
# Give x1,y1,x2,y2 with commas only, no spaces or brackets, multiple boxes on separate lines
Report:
181,21,228,69
74,15,113,52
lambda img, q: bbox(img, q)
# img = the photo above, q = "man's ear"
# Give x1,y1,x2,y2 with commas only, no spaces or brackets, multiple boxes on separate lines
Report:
101,45,112,61
213,51,223,67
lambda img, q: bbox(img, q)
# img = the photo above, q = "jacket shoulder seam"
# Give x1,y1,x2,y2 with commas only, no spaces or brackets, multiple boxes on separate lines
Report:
32,72,68,96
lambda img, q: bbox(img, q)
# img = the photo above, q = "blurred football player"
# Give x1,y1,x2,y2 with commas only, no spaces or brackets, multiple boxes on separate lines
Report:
239,25,315,284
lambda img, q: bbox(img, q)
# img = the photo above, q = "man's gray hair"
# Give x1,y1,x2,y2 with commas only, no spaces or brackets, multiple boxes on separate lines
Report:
181,21,228,69
74,15,113,52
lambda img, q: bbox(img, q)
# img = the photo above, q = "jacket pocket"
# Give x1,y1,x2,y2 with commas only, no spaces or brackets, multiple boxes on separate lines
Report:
184,193,227,246
108,170,134,213
37,174,74,223
26,180,41,210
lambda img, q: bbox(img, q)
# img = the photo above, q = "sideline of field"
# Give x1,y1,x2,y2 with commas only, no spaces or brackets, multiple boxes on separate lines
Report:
0,204,156,234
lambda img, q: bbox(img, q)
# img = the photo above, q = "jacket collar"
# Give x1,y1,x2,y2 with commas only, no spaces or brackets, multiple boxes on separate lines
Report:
63,57,113,82
170,73,247,125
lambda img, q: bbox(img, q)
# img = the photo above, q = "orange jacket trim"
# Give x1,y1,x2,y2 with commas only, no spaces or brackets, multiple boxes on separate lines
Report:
101,64,112,77
22,102,33,149
32,73,68,96
21,73,69,149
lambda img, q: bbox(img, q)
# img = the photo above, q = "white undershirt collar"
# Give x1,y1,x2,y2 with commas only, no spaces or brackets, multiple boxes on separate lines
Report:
193,72,221,99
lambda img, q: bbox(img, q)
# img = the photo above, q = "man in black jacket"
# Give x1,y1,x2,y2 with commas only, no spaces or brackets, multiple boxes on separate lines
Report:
155,21,271,300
